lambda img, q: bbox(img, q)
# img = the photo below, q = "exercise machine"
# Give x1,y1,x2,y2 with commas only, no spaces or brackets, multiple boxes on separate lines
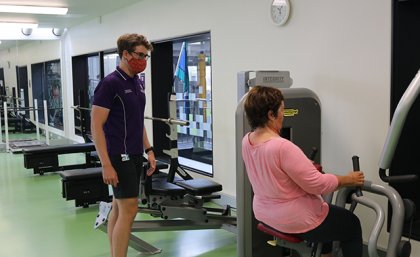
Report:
235,70,418,257
2,101,44,152
1,94,36,134
98,96,236,254
236,71,322,257
2,99,63,153
336,69,420,257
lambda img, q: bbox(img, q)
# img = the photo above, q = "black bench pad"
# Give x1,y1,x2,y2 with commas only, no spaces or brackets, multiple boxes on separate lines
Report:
151,181,186,195
23,143,97,171
175,178,222,195
144,172,185,196
1,117,22,122
59,167,102,180
23,142,96,154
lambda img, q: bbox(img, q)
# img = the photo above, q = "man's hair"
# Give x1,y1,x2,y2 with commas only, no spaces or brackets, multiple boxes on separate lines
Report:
244,86,284,129
117,33,153,58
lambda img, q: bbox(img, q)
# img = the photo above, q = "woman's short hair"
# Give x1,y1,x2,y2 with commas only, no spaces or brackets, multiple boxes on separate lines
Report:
117,33,153,58
244,85,284,129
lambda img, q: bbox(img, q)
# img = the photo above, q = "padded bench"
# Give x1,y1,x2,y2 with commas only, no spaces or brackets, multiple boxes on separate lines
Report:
142,171,186,198
151,180,186,196
145,171,222,197
175,178,222,196
59,167,110,208
22,142,98,175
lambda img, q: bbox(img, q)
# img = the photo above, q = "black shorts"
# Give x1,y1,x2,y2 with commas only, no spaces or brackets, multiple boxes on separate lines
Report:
110,154,143,199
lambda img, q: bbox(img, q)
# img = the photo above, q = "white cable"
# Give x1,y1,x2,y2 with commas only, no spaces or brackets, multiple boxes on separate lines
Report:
115,95,127,155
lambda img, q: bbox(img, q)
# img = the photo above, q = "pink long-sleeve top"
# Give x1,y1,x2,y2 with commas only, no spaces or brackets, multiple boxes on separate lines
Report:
242,133,339,233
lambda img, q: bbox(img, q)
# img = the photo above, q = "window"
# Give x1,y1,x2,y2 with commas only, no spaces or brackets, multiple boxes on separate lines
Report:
72,50,119,139
173,35,213,175
152,32,213,176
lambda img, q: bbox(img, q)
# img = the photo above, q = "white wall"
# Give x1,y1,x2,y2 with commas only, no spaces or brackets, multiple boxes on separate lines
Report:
1,0,418,252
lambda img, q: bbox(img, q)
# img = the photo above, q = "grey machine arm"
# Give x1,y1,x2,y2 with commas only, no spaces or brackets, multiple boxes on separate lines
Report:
378,69,420,183
336,181,404,257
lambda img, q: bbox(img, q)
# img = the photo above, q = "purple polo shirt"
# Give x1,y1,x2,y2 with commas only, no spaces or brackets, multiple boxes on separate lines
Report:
92,67,146,156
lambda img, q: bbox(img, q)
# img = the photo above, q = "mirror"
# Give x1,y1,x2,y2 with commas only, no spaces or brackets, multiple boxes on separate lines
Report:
0,38,63,132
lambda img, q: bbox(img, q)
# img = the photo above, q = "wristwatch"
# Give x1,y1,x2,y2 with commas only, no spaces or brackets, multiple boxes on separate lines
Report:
145,146,154,154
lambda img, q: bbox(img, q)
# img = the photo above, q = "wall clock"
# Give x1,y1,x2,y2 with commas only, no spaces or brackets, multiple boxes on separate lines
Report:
270,0,291,26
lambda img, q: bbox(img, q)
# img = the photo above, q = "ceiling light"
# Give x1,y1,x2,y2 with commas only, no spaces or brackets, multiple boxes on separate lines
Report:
0,27,66,40
21,28,33,36
0,22,38,29
0,5,68,15
52,28,65,37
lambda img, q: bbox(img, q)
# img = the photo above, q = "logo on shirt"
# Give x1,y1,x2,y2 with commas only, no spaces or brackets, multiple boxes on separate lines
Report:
139,84,145,94
124,89,133,94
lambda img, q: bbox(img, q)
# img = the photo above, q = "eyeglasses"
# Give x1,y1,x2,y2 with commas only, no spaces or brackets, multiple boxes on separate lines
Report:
131,51,150,60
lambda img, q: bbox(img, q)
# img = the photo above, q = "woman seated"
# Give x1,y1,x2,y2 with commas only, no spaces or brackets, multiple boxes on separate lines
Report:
241,86,365,257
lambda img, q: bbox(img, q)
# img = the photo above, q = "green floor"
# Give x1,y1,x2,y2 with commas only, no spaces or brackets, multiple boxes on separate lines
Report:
0,133,236,257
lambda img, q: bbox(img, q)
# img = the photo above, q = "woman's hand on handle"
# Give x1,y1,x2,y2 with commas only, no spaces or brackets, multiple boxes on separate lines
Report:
346,171,365,186
336,171,365,188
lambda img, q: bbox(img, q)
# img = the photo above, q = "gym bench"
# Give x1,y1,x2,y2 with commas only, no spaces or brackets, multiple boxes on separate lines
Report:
141,173,227,222
59,167,110,208
22,142,99,175
58,160,170,208
110,167,236,254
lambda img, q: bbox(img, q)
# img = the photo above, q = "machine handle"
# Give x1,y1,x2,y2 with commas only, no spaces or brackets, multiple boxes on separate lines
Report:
309,147,318,161
308,147,323,173
352,155,363,197
379,168,418,183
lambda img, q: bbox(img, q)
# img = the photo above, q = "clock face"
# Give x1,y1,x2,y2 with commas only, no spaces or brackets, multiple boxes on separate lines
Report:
270,0,290,26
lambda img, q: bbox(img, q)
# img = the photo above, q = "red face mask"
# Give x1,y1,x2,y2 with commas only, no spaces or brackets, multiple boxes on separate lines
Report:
128,58,147,74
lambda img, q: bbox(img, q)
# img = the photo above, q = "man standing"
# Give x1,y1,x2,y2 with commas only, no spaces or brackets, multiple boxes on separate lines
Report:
91,33,157,257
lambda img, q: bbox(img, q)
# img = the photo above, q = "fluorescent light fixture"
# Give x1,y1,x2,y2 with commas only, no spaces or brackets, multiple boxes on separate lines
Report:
0,5,68,15
0,22,38,29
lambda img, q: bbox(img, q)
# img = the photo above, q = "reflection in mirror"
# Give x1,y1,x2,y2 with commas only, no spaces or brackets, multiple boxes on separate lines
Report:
71,50,120,140
0,39,63,132
88,55,100,108
45,60,63,129
31,62,46,122
104,52,120,77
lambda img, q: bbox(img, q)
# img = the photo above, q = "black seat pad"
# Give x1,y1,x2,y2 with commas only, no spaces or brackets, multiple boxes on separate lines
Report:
59,167,103,181
3,117,21,122
151,181,186,195
175,178,222,195
23,142,96,154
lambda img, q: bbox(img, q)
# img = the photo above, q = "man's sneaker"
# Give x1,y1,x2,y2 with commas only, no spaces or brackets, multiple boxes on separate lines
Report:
94,201,112,229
